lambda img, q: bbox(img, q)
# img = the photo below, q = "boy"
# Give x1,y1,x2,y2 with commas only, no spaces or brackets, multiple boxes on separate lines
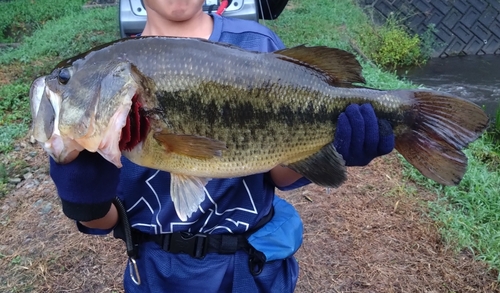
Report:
50,1,395,292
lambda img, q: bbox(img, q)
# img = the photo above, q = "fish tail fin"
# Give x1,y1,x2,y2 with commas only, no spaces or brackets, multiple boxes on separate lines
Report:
286,144,347,187
395,90,489,186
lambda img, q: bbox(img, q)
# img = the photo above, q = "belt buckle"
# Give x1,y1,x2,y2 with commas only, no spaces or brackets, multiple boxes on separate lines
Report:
169,232,208,259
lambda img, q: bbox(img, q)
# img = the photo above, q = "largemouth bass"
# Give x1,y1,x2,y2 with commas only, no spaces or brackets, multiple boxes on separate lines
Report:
29,37,489,221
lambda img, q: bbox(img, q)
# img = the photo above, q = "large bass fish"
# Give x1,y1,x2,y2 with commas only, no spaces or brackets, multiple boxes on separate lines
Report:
29,37,489,221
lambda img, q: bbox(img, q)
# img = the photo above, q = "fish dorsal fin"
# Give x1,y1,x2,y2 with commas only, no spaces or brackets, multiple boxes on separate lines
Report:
275,46,365,86
170,174,210,221
153,131,227,159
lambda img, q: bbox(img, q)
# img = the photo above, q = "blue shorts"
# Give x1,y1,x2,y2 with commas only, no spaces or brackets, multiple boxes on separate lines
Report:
123,241,299,293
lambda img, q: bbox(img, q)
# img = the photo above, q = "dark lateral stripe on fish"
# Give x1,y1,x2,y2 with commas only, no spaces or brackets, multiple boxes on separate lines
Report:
153,88,336,130
35,36,490,192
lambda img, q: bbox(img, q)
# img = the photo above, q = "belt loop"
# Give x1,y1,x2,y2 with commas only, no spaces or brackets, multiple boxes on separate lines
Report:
162,234,171,251
220,234,239,254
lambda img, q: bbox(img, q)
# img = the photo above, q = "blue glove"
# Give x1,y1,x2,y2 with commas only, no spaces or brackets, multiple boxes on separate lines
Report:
49,150,121,222
334,103,395,166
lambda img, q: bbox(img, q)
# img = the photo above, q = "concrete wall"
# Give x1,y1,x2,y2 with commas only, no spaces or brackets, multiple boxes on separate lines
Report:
358,0,500,57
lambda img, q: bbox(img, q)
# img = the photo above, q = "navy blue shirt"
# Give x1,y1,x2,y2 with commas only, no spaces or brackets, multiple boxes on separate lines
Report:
79,14,309,236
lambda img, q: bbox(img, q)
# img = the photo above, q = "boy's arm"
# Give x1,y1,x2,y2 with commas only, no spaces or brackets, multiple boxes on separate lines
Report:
50,150,121,232
79,204,119,230
269,166,303,188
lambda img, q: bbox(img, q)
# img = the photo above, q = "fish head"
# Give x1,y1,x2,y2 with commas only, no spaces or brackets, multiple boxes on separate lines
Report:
29,75,84,164
30,60,147,167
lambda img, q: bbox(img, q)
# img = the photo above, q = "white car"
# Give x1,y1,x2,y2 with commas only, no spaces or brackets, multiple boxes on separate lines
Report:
119,0,289,38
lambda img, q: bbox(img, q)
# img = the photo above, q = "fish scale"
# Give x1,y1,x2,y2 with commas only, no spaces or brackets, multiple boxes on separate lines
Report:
30,36,489,221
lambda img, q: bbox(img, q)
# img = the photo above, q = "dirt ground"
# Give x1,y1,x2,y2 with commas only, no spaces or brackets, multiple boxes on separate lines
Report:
1,140,499,293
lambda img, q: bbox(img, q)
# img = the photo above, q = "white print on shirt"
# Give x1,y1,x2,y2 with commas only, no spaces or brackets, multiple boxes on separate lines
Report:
127,170,258,234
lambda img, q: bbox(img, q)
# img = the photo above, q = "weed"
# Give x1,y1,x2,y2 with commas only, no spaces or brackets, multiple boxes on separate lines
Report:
0,82,31,152
0,83,31,125
11,255,22,265
0,158,29,195
267,0,429,78
0,124,28,153
370,14,428,69
420,23,440,58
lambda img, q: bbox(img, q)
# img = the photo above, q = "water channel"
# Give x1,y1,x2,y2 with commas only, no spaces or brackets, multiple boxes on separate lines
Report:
398,55,500,119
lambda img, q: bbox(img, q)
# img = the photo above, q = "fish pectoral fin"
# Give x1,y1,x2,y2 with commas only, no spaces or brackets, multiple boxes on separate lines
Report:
275,46,365,86
285,144,347,188
154,132,227,159
170,174,210,221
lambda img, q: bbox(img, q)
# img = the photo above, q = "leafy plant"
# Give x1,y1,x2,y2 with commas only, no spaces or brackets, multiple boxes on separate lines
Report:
419,23,440,59
370,14,428,69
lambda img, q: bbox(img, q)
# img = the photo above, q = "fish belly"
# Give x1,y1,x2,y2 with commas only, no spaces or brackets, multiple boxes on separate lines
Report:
124,120,335,178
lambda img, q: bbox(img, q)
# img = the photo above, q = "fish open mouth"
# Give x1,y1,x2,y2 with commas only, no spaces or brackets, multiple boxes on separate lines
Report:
118,92,150,152
29,76,85,164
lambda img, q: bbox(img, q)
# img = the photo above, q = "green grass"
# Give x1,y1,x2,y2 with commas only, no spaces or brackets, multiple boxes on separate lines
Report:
0,6,120,65
269,0,500,279
0,83,31,125
403,135,500,278
0,0,87,43
0,124,28,154
0,5,120,153
266,0,418,89
0,83,31,153
266,0,362,49
266,0,428,70
0,0,499,282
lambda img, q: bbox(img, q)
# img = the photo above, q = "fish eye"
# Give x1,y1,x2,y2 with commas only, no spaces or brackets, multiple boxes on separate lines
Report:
58,68,71,84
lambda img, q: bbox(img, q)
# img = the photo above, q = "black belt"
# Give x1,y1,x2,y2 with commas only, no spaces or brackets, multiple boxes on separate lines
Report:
132,230,250,259
113,198,274,260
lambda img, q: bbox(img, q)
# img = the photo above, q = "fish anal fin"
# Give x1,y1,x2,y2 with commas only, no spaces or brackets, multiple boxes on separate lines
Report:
170,174,211,221
154,131,227,159
275,46,365,86
286,144,347,187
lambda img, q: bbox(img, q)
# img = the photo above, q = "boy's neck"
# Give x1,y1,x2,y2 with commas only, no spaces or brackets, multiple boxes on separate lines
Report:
141,11,214,39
